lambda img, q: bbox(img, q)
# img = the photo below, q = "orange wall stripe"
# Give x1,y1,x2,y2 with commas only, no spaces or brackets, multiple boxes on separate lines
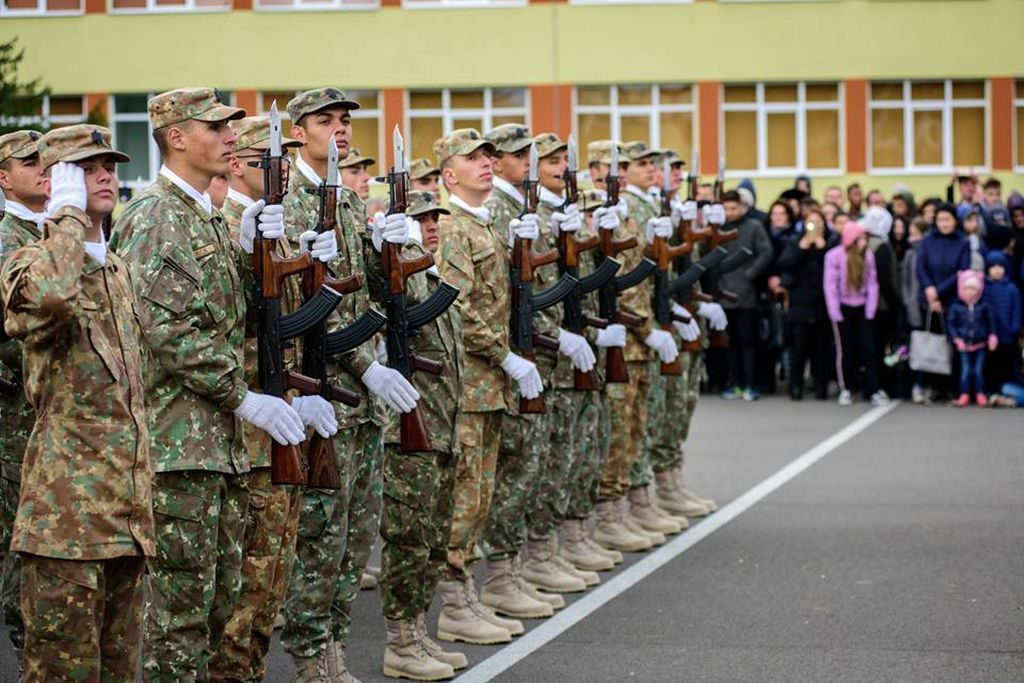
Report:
697,81,720,176
85,93,107,120
234,90,258,115
844,79,868,174
530,84,571,139
990,77,1013,171
383,88,405,168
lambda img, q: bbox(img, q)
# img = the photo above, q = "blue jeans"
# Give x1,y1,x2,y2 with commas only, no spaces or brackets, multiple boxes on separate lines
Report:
959,350,985,395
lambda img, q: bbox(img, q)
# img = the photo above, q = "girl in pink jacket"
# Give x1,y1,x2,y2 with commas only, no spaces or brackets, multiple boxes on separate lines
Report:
824,223,888,406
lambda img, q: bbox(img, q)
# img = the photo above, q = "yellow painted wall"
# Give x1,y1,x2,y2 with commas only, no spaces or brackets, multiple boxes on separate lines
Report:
5,0,1023,93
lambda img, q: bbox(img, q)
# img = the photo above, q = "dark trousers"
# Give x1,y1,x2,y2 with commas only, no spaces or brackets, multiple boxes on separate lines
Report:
832,305,880,398
959,350,986,395
985,344,1018,392
787,318,832,399
725,308,758,390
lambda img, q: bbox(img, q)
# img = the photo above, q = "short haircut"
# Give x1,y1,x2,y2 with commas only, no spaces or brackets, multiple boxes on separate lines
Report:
847,182,861,193
721,190,742,203
152,119,193,158
983,177,1002,191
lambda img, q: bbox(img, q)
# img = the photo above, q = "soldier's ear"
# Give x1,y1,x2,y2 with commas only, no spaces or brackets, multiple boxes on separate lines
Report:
228,155,244,178
166,125,188,153
290,124,306,143
0,169,10,192
442,167,457,188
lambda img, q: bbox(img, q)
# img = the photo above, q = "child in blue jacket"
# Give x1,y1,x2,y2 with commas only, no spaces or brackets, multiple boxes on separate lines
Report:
947,270,997,406
982,251,1022,392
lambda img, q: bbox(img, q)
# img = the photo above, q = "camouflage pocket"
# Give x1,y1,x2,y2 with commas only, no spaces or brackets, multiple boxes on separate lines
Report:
152,486,210,571
296,490,335,540
84,317,125,383
145,260,198,317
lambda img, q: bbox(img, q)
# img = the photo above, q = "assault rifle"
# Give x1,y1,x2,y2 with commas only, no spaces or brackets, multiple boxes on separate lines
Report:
511,142,577,413
382,127,459,453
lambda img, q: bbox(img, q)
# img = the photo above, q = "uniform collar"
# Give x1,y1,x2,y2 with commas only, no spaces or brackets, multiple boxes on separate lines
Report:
626,183,657,207
296,153,342,198
539,185,564,208
160,165,213,216
449,194,490,223
4,199,46,228
226,187,255,209
492,176,524,206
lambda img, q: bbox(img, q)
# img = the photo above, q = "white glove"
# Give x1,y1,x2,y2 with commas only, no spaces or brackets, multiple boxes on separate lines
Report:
644,328,679,364
238,200,285,253
592,206,620,232
508,213,540,247
595,323,626,348
702,203,725,225
550,205,582,236
613,198,629,220
673,316,700,342
360,361,419,413
407,217,423,245
644,216,673,242
500,351,543,400
291,395,338,439
234,391,305,446
298,230,339,263
47,162,87,216
557,328,596,372
697,301,728,331
375,339,388,364
671,199,698,227
371,211,409,251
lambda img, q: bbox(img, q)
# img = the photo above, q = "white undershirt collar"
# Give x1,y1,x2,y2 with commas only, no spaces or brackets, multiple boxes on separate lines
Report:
538,186,564,208
160,165,212,216
626,183,657,208
226,187,256,209
492,176,525,206
449,194,490,223
4,199,46,228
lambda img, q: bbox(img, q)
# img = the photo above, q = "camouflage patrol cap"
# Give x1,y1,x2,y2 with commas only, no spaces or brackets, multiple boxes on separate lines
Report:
286,87,361,122
485,123,532,154
406,190,451,219
587,139,625,166
148,87,245,130
433,129,495,165
38,125,130,170
623,140,662,162
663,149,685,166
0,130,42,165
409,157,440,180
339,148,375,169
578,188,608,213
229,116,302,153
533,132,567,159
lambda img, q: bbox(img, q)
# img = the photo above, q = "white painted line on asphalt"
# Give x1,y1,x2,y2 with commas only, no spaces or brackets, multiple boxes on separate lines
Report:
454,401,900,683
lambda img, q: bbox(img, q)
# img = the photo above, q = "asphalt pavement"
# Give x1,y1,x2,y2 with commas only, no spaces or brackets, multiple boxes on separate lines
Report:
0,395,1020,682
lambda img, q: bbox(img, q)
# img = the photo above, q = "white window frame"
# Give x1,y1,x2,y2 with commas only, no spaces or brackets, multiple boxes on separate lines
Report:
0,0,82,16
405,87,530,144
0,94,88,128
110,93,160,189
573,84,696,150
1013,82,1024,174
569,0,689,5
253,0,379,12
868,79,989,176
720,81,844,179
109,0,229,15
403,0,525,9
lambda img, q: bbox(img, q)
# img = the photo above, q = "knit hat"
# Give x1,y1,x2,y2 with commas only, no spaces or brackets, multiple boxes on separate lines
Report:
985,250,1008,269
862,206,894,239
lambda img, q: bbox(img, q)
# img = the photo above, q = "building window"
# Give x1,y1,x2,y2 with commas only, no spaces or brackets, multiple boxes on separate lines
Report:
1015,80,1024,172
869,80,987,173
574,84,696,164
111,0,228,13
259,89,382,175
406,87,529,162
0,0,81,16
1,94,88,128
403,0,525,9
721,82,842,176
255,0,378,10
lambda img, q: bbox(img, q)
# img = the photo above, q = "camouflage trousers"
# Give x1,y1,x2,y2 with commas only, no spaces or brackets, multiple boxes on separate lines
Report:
380,447,457,620
283,421,383,658
209,469,302,682
21,553,145,683
479,411,547,561
0,470,23,651
598,361,651,502
633,353,692,487
679,351,703,464
143,470,249,682
446,410,502,579
565,390,609,520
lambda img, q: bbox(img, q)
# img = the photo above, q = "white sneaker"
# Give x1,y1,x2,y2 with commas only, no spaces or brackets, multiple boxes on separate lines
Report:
870,391,890,407
911,385,926,404
838,390,853,406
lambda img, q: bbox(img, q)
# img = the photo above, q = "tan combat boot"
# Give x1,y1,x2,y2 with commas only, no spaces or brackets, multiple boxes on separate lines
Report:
592,500,652,553
627,486,682,536
551,551,599,587
620,501,666,546
327,641,361,683
676,466,717,513
480,557,554,619
559,519,614,572
581,519,624,564
465,573,525,636
416,614,468,671
513,556,565,609
520,538,587,593
654,470,704,519
436,579,512,645
292,647,333,683
383,619,454,681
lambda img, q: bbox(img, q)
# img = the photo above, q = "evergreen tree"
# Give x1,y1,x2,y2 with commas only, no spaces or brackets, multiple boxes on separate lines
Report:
0,38,49,135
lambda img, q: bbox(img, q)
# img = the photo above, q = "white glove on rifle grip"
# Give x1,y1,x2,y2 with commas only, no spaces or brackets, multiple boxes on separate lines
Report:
557,328,596,372
371,211,410,251
697,301,728,331
500,352,543,400
508,213,540,247
47,162,88,216
298,230,339,263
673,317,701,342
593,207,620,232
550,206,582,236
644,328,679,364
361,361,419,414
292,395,339,438
672,199,698,227
595,323,626,348
703,203,725,225
234,391,305,446
239,200,285,254
644,216,672,243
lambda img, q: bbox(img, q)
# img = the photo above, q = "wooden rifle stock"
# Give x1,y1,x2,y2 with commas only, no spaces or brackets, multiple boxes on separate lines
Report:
653,234,692,376
558,230,603,389
515,236,555,414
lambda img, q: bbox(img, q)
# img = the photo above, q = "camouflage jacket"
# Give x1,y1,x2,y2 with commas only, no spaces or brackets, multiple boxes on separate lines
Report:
533,190,569,382
551,214,604,391
0,212,40,473
285,168,383,429
382,241,464,455
112,175,250,474
437,202,509,413
485,182,523,246
0,207,155,560
620,186,658,362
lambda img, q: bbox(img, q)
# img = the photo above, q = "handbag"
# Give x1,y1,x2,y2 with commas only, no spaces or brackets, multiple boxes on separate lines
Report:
909,311,952,375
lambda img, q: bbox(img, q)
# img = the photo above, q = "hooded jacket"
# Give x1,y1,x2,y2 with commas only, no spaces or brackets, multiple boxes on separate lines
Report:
915,227,970,308
823,223,879,322
947,270,996,348
862,207,899,313
982,251,1022,345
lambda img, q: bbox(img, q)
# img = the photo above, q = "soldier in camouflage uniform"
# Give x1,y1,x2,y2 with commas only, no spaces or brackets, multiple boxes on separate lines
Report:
339,147,375,201
1,125,155,682
0,129,47,657
379,192,467,681
277,87,418,683
208,116,341,683
435,129,543,645
112,88,312,682
476,124,561,621
409,158,441,202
